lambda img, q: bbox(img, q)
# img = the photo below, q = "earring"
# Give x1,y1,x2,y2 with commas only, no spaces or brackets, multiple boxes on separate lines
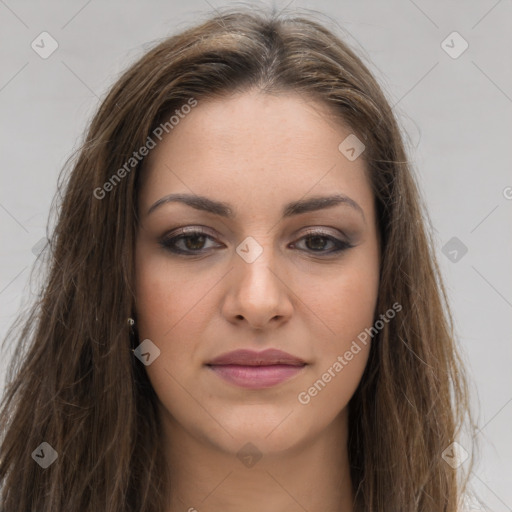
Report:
128,317,137,351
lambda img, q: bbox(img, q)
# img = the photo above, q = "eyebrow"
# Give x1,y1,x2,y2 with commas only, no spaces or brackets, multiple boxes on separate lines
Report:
147,192,365,222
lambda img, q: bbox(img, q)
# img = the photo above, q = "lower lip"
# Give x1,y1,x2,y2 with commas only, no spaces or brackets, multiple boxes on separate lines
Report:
207,364,306,389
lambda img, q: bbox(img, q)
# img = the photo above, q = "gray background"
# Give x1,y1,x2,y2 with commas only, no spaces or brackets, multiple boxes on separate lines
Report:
0,0,510,509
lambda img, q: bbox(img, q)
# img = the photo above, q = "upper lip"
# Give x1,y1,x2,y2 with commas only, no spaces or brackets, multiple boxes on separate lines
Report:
207,349,306,367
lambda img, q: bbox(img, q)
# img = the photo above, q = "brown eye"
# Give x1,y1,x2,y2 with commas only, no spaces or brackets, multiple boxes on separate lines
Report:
292,231,353,255
304,235,329,251
182,234,208,251
159,228,223,255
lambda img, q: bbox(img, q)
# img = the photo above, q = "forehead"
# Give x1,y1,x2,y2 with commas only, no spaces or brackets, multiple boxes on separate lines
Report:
139,90,372,216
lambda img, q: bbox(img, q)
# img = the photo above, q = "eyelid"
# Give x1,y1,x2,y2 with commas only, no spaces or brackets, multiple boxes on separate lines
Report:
298,226,347,239
165,225,218,238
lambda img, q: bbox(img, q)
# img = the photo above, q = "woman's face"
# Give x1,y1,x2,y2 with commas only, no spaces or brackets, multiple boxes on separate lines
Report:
135,90,380,456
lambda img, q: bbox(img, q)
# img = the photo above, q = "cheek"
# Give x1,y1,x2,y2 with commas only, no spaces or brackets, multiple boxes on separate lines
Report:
296,248,379,401
133,256,199,411
295,267,377,416
301,253,379,342
134,246,223,384
134,245,212,341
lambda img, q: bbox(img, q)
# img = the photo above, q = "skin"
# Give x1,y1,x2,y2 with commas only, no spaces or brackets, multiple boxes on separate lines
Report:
134,89,380,512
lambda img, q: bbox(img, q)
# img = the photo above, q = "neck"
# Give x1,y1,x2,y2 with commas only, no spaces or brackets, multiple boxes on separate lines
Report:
161,407,354,512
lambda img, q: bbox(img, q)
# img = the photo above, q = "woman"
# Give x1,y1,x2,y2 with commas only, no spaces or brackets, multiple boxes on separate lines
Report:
0,6,477,511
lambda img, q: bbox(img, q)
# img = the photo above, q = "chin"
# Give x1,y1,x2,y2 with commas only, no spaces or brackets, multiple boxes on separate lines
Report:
203,405,325,455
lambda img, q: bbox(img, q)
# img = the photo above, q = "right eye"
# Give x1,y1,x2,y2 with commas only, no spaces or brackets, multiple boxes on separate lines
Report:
158,227,224,255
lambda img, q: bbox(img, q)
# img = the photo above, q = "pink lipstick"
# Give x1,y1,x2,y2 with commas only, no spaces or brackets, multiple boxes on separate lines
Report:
206,348,306,389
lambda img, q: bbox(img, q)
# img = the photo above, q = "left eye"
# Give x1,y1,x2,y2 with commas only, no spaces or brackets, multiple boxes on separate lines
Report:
291,232,353,254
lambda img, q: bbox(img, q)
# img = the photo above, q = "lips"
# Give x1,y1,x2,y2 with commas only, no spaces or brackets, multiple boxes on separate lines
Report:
206,349,307,389
206,348,306,367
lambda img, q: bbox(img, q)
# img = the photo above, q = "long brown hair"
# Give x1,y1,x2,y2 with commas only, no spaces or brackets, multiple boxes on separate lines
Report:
0,5,477,511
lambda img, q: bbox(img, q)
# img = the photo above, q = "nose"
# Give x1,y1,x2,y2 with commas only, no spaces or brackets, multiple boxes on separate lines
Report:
221,240,294,330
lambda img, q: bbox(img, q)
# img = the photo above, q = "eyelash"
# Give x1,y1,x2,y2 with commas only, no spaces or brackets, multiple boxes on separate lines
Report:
158,227,354,257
